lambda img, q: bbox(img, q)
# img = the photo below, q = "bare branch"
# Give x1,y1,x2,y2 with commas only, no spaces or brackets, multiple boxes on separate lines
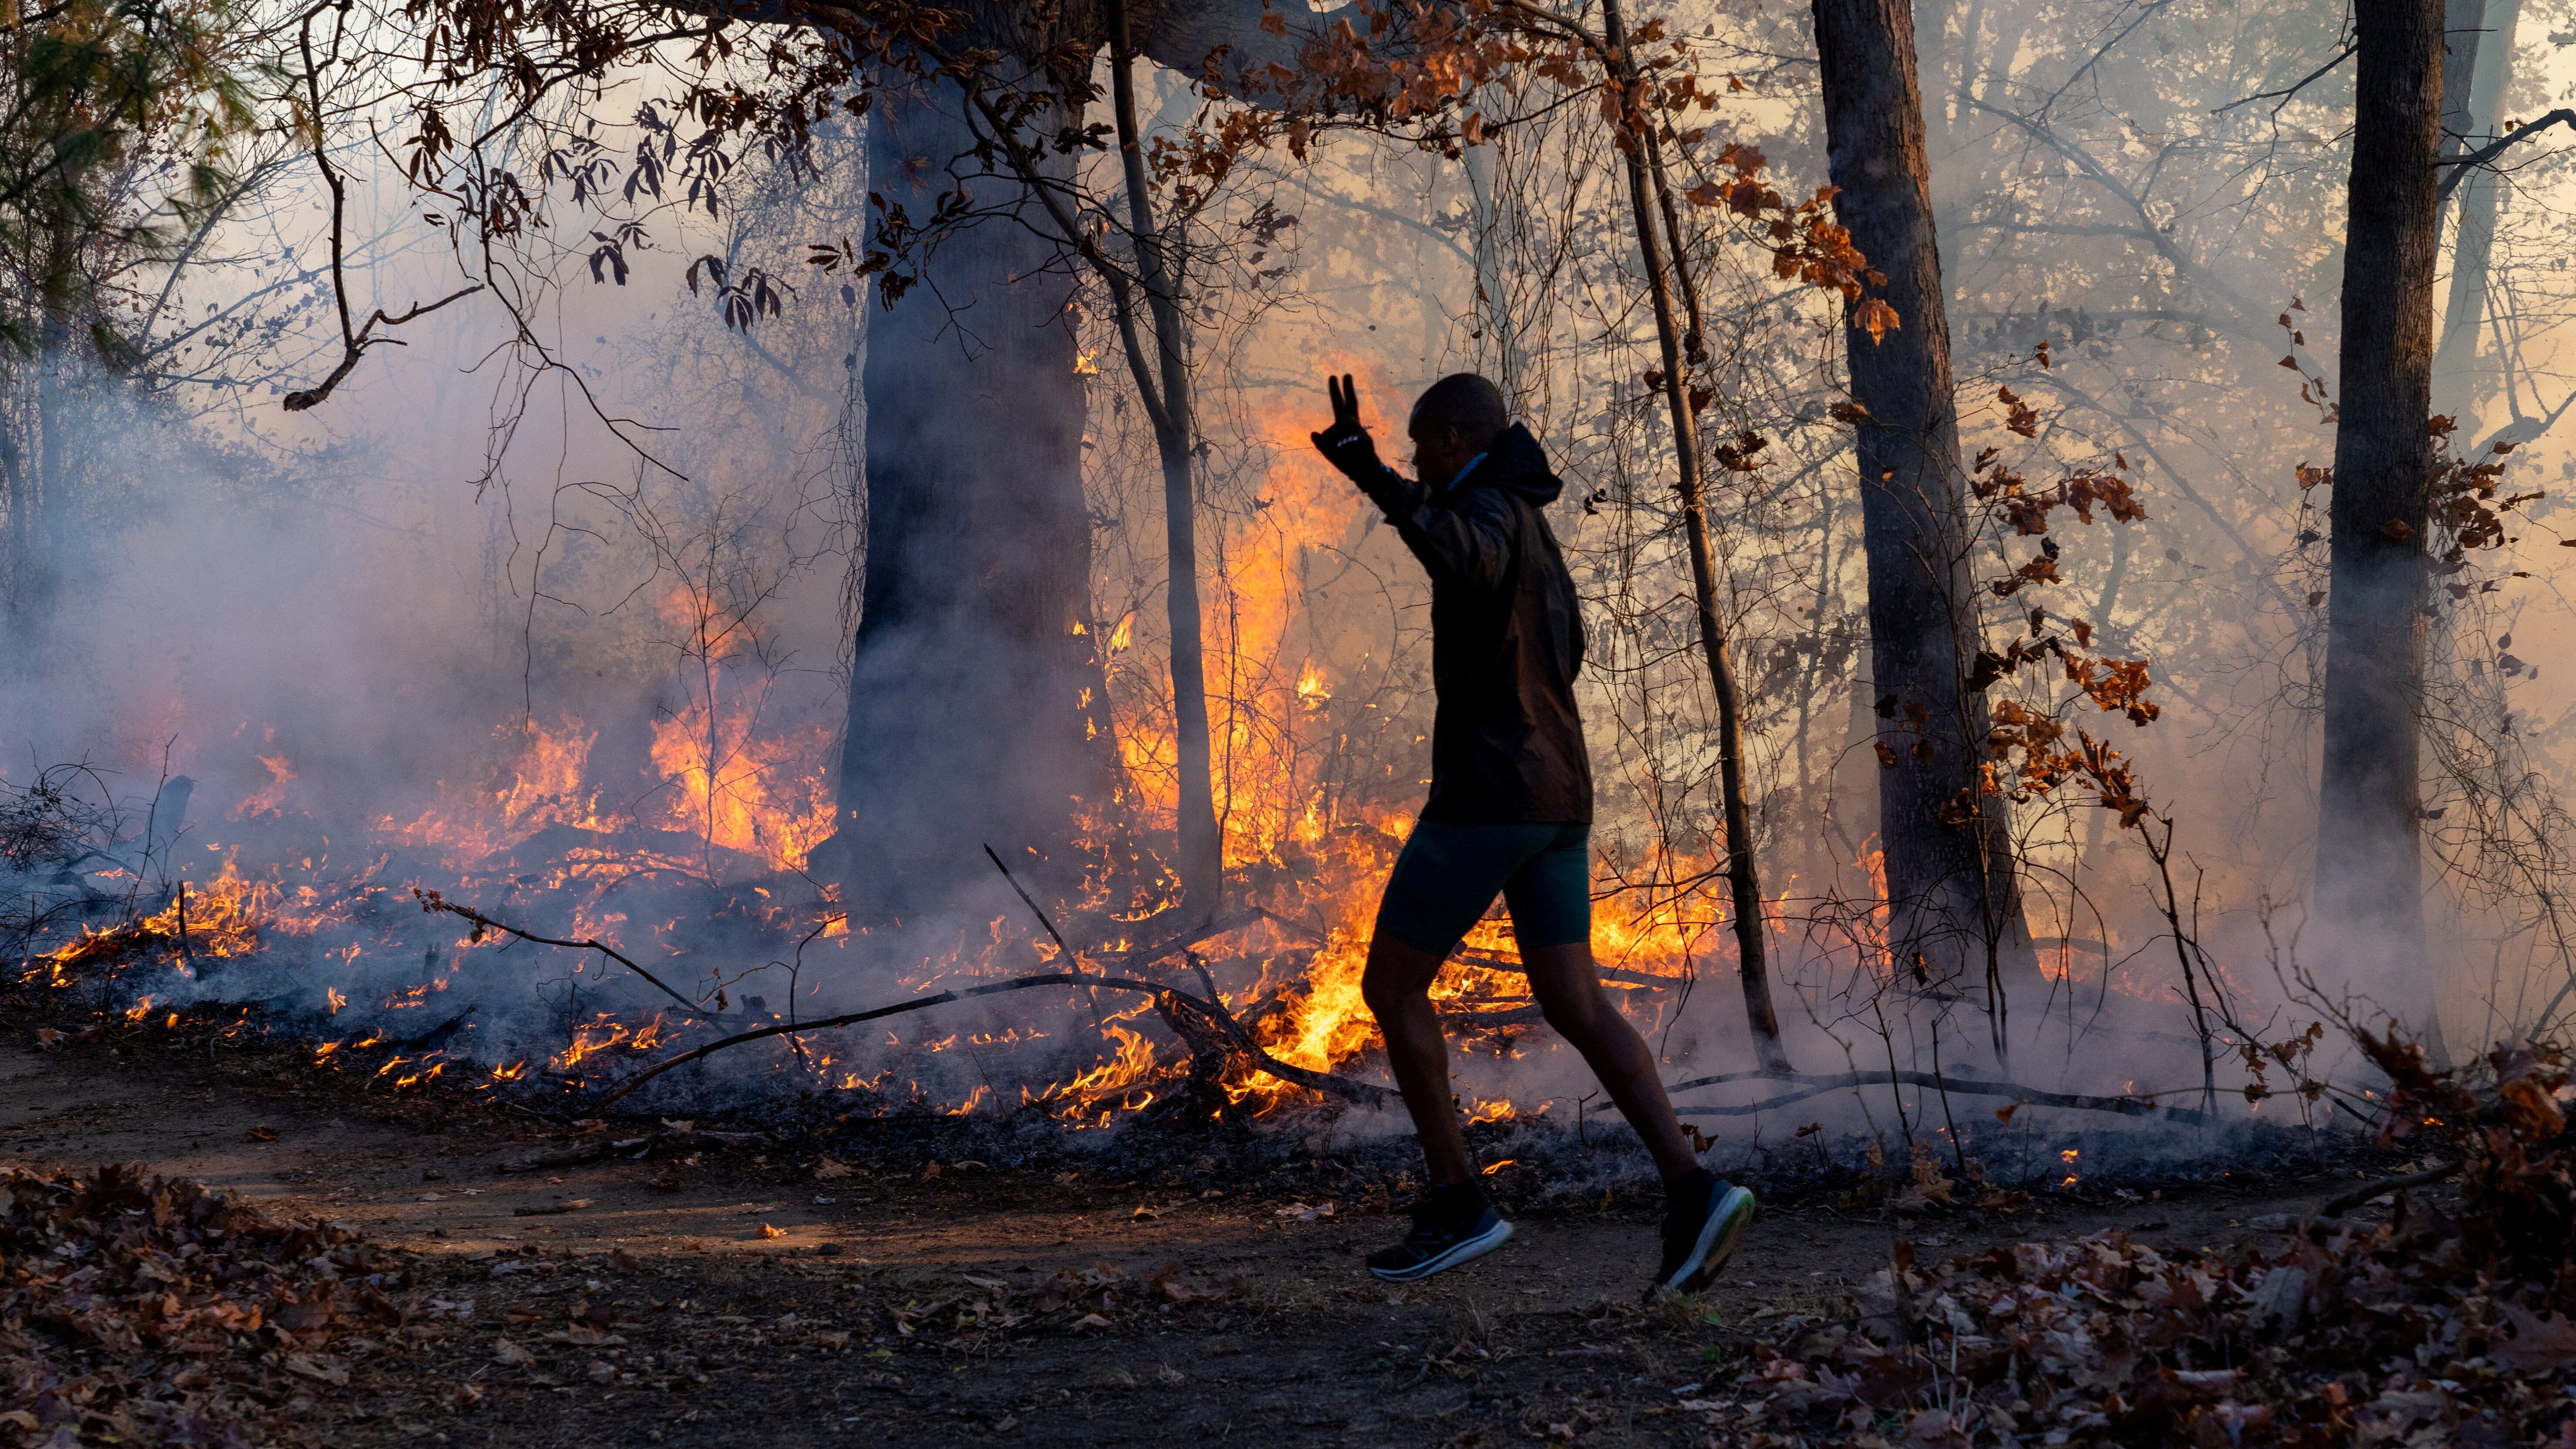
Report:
2437,108,2576,203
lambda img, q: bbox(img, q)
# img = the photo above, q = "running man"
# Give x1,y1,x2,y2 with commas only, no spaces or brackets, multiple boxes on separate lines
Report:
1310,372,1756,1290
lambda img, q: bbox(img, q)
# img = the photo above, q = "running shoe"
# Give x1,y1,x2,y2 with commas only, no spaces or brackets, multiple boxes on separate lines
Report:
1367,1199,1514,1282
1658,1172,1756,1292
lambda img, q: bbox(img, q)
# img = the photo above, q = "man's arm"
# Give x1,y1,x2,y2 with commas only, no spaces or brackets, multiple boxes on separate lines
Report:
1394,487,1516,591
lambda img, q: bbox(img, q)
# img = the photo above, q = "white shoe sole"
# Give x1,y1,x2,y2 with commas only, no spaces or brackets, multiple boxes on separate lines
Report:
1368,1217,1514,1282
1662,1186,1756,1292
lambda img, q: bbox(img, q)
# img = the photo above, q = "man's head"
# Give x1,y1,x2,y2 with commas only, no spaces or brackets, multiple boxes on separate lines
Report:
1407,373,1509,488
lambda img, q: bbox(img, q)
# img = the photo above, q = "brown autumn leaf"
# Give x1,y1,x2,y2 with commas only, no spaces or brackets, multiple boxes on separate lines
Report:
246,1125,279,1142
757,1223,787,1240
2492,1304,2576,1373
1856,297,1900,344
281,1354,348,1386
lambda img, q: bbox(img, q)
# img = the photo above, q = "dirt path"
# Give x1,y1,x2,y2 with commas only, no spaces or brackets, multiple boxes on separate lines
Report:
1,1029,2380,1447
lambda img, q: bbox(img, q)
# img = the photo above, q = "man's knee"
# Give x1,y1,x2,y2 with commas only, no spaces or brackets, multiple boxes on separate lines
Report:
1361,936,1442,1017
1360,964,1413,1018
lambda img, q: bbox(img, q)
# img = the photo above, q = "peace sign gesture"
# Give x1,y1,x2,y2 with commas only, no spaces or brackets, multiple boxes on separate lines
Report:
1322,373,1363,436
1312,372,1384,481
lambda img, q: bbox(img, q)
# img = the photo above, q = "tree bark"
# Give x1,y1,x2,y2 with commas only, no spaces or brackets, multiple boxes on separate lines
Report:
807,0,1311,916
2317,0,2446,1024
1811,0,2032,1052
831,71,1115,915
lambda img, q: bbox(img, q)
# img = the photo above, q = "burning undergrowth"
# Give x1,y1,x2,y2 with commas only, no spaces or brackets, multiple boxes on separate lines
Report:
2,740,1742,1138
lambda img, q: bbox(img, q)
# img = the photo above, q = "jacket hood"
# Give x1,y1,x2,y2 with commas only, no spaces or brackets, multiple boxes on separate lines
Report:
1448,422,1561,507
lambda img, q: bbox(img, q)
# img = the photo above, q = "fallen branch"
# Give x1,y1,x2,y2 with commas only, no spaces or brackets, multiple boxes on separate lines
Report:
2313,1159,2460,1219
1661,1068,2209,1126
414,889,701,1015
1152,972,1396,1107
587,971,1394,1109
1102,907,1266,971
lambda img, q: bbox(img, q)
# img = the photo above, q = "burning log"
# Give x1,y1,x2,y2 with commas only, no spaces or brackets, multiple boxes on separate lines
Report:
1153,983,1252,1122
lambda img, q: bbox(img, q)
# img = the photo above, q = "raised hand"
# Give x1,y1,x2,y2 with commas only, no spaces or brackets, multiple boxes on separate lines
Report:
1310,373,1421,517
1311,373,1387,480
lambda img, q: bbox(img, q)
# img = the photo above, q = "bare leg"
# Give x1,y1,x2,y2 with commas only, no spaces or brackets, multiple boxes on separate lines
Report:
1523,941,1702,1180
1361,932,1477,1186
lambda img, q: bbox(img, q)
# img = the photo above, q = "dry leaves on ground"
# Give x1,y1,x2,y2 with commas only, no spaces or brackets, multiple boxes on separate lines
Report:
0,1162,413,1447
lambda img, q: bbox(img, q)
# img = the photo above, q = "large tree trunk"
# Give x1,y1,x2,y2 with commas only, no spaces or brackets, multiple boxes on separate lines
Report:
804,0,1309,919
1811,0,2032,1054
2316,0,2445,1030
830,71,1115,916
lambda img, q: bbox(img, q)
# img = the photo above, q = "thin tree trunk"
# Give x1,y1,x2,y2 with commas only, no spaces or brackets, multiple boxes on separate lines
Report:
1811,0,2032,1059
1461,101,1526,400
2317,0,2446,1030
1601,0,1791,1073
1107,0,1223,919
2433,0,2519,417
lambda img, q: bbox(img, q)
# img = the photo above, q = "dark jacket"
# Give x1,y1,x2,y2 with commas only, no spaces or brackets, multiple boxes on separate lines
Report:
1384,423,1592,824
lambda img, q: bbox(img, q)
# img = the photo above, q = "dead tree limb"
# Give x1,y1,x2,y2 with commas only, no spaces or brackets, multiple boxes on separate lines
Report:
414,890,700,1016
2437,107,2576,202
1106,907,1266,970
587,971,1394,1109
2315,1159,2461,1218
1661,1067,2210,1125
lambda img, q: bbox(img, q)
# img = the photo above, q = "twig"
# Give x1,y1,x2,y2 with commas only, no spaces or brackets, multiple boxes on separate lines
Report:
282,0,484,411
2208,44,2355,117
984,842,1104,1034
2438,108,2576,203
413,890,699,1015
983,844,1077,964
1450,945,1686,991
1103,907,1265,970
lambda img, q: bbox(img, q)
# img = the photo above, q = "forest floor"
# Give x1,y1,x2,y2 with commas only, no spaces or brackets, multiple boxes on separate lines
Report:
0,1006,2422,1449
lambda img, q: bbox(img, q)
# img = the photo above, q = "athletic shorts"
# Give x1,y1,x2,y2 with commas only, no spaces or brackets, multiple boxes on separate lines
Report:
1372,821,1592,955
